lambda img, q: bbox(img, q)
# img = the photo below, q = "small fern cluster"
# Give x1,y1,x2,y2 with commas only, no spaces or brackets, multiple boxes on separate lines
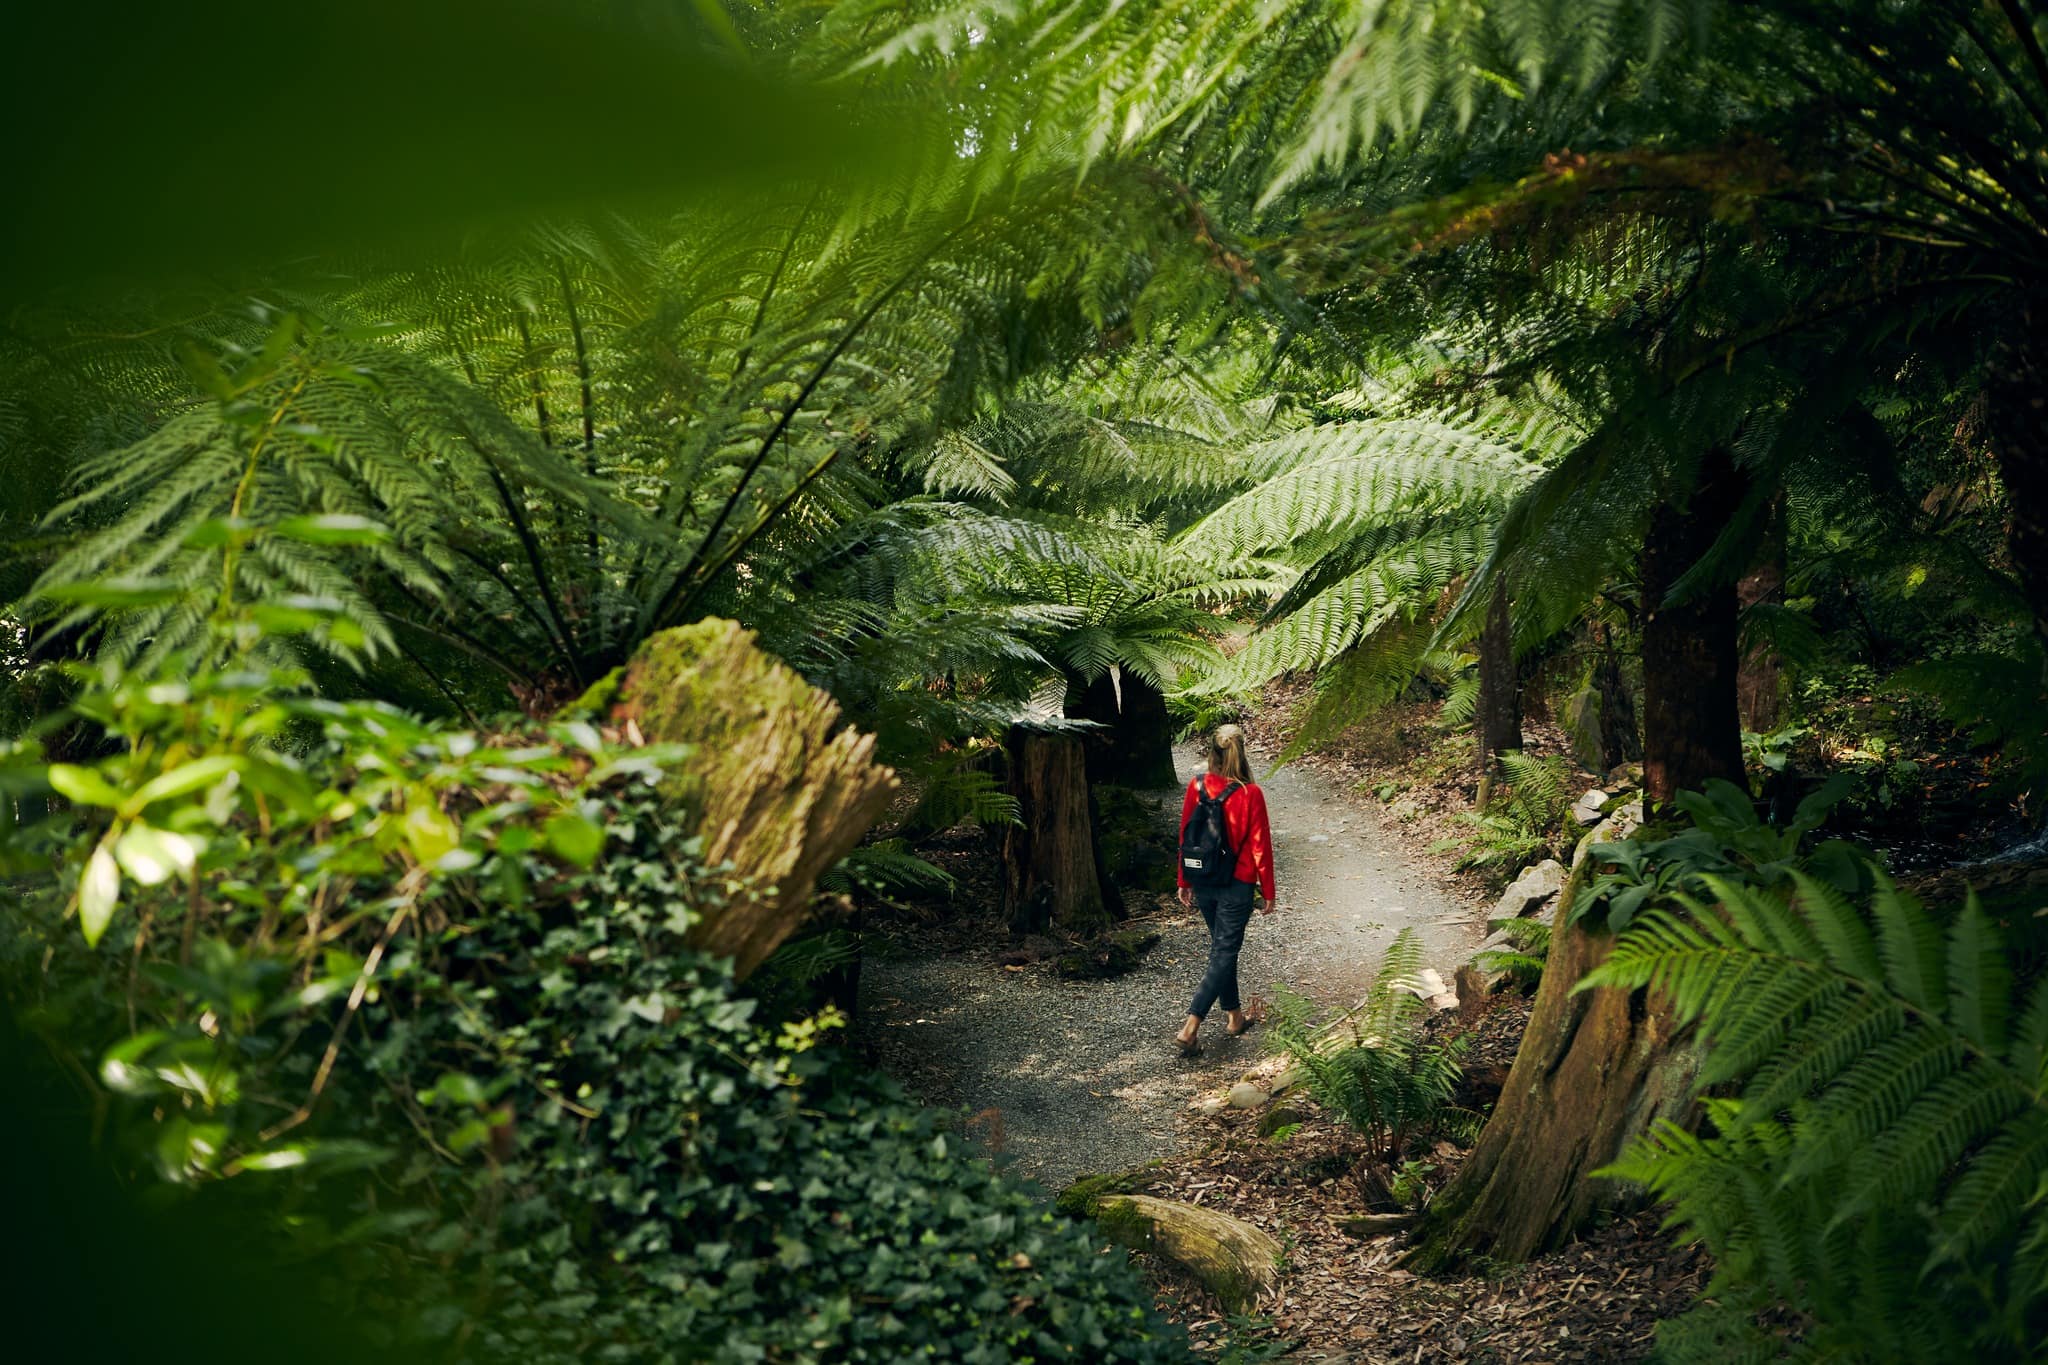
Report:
1430,751,1576,874
1269,928,1472,1209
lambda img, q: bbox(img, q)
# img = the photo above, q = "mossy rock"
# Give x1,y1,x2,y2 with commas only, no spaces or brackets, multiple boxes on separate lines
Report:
1054,927,1161,980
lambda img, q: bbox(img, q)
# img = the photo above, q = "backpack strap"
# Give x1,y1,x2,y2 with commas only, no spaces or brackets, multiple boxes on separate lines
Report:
1196,778,1243,805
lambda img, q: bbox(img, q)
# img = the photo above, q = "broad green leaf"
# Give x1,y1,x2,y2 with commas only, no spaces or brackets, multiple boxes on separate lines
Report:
79,843,120,945
545,811,605,868
127,754,242,810
114,824,202,886
48,763,125,808
38,577,183,608
270,514,389,545
402,796,461,866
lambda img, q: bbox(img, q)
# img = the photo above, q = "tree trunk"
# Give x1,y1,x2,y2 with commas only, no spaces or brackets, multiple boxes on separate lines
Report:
1641,451,1748,808
1002,727,1116,936
1985,296,2048,666
1592,620,1640,770
1475,576,1522,806
1071,667,1179,790
1407,459,1748,1272
1735,496,1786,733
599,619,899,980
1403,865,1701,1272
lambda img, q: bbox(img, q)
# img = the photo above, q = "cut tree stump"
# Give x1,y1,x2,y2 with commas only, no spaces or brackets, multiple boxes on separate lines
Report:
597,619,898,979
1094,1195,1281,1313
1002,725,1116,935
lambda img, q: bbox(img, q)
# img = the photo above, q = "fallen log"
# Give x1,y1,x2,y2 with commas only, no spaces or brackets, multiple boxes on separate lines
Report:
1094,1194,1281,1313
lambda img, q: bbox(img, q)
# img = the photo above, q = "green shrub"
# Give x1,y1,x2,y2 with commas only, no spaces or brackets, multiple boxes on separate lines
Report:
1,655,1187,1364
1268,929,1472,1210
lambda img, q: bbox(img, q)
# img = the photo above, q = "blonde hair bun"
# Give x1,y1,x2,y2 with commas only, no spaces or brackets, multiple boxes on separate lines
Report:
1207,724,1254,783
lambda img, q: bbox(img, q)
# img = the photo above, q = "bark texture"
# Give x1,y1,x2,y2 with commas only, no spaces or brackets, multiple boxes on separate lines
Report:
1475,576,1522,805
1985,296,2048,660
1403,866,1700,1272
1735,497,1786,733
1641,451,1748,807
1409,460,1750,1271
1095,1195,1281,1313
601,619,899,979
1071,668,1179,789
1002,727,1115,935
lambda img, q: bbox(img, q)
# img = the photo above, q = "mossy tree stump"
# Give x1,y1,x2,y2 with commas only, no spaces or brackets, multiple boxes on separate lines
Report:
1402,865,1700,1272
600,619,898,979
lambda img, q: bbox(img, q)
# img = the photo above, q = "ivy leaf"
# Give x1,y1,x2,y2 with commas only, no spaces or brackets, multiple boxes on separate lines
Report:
79,843,120,945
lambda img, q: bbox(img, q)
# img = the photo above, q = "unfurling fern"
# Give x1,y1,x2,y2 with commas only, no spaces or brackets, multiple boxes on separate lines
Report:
1269,928,1471,1207
1587,870,2048,1362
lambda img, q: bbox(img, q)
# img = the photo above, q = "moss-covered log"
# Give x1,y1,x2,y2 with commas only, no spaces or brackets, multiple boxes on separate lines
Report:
1002,726,1115,935
600,619,898,979
1094,1195,1281,1313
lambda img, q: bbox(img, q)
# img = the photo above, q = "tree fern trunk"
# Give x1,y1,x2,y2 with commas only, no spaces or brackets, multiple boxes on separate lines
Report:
1592,620,1639,770
1408,461,1747,1271
1736,495,1786,733
1641,449,1747,807
1475,576,1521,806
1403,866,1700,1272
1986,297,2048,669
1071,668,1179,790
1002,727,1116,936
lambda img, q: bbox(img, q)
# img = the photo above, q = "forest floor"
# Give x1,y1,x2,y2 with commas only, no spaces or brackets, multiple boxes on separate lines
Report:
859,734,1491,1191
860,696,1717,1361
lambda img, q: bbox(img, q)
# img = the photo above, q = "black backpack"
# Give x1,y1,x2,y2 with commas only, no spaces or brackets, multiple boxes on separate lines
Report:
1179,779,1242,888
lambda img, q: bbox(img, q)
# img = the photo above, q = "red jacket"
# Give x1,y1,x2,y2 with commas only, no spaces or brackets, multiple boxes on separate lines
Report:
1176,774,1276,900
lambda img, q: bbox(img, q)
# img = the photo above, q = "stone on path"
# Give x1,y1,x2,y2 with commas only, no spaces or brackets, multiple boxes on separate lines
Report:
1570,788,1610,825
1492,858,1566,920
1227,1081,1270,1109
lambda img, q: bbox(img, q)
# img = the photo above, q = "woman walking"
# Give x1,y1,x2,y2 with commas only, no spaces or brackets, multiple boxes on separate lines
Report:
1173,725,1277,1056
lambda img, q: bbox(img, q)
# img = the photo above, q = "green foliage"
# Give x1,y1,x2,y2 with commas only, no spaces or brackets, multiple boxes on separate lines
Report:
1430,752,1576,874
1,653,1186,1363
1472,915,1551,990
1577,776,1865,930
1587,864,2048,1362
1269,929,1470,1207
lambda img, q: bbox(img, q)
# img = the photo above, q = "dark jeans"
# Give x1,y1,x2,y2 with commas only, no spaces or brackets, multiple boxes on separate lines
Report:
1189,879,1256,1020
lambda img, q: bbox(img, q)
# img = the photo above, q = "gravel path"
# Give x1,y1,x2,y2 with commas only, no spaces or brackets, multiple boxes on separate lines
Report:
859,742,1488,1192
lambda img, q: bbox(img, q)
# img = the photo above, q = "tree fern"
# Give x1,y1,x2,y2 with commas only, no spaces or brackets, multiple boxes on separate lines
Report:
1588,870,2048,1361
